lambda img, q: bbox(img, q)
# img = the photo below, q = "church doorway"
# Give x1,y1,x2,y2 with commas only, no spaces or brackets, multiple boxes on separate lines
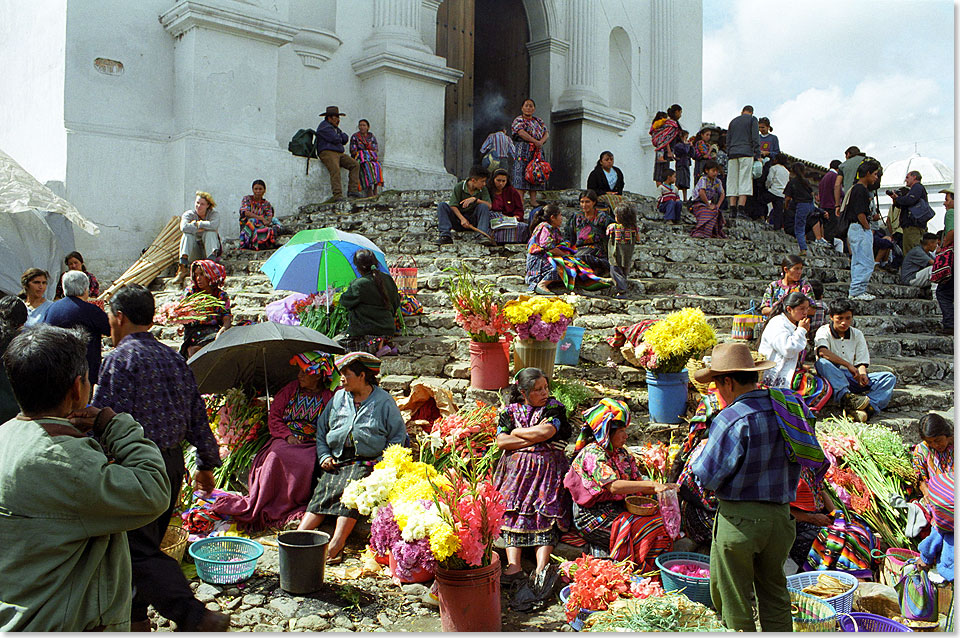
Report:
436,0,530,178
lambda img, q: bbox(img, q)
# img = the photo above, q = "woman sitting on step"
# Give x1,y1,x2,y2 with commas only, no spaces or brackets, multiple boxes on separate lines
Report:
488,168,529,244
339,249,401,356
239,179,281,251
299,352,408,564
757,291,832,413
526,205,609,295
175,191,221,284
564,190,614,276
761,254,816,318
689,160,727,239
211,351,338,531
563,399,675,573
179,259,232,359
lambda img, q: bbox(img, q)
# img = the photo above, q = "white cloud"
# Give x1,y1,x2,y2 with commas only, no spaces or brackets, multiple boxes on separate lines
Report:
702,0,954,171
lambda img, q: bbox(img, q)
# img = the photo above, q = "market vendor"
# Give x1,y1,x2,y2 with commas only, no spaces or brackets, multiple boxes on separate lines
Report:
918,472,954,582
789,468,837,569
212,351,339,531
298,352,407,564
179,259,231,359
339,249,400,355
912,413,954,500
494,367,572,602
563,398,675,573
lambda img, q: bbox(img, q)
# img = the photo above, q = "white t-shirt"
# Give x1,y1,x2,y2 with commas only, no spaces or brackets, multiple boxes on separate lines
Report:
766,164,789,198
814,324,870,367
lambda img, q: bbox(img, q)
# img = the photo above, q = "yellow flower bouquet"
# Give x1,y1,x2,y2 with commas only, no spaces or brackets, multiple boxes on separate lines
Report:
502,295,576,342
637,307,717,374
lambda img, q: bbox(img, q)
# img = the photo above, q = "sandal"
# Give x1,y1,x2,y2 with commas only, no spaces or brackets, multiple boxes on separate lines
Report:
326,552,344,565
500,569,526,586
534,284,556,296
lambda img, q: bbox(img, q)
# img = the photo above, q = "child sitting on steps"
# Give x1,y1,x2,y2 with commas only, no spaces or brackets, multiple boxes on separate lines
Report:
658,169,682,224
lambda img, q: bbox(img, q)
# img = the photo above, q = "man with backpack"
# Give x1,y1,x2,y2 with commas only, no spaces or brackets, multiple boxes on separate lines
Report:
315,106,361,201
888,171,932,256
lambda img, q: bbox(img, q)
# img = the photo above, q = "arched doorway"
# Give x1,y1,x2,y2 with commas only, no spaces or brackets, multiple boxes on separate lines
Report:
436,0,530,178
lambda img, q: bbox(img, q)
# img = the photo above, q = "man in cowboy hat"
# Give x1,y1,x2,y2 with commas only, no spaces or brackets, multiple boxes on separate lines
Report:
688,342,803,632
315,106,361,201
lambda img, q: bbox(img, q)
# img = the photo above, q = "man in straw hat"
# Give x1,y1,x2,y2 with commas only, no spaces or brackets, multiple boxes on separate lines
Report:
689,342,828,632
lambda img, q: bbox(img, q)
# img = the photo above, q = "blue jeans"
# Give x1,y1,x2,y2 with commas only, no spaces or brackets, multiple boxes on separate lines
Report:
659,200,682,221
814,359,896,411
847,223,875,297
437,202,492,238
795,202,814,251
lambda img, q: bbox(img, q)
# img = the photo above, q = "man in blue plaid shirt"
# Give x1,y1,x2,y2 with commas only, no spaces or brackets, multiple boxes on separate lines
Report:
689,342,800,632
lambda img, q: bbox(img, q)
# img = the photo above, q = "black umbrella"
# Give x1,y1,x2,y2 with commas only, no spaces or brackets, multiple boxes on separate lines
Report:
187,322,345,396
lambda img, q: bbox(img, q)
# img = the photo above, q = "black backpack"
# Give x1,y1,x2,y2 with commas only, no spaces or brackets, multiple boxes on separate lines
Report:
288,129,316,158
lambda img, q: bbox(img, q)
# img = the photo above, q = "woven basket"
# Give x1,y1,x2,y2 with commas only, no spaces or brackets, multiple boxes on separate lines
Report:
161,524,189,563
625,496,658,516
789,588,837,632
786,570,858,614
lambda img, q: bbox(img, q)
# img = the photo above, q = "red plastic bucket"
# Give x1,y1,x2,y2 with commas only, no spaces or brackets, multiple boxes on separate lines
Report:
469,339,510,390
389,552,433,583
436,552,501,632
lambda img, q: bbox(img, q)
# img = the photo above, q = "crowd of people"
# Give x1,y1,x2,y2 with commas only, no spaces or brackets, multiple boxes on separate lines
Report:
0,97,954,632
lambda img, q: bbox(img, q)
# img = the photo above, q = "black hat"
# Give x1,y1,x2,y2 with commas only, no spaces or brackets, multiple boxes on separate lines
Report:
322,106,346,118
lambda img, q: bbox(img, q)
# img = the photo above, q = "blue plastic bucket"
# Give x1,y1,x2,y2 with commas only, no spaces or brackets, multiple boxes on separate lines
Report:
555,326,585,366
645,369,689,424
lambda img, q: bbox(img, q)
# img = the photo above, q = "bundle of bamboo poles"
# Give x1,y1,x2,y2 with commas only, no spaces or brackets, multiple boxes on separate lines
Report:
97,216,181,302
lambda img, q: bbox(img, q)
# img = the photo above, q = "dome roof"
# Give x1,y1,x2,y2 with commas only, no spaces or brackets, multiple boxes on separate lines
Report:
882,154,953,188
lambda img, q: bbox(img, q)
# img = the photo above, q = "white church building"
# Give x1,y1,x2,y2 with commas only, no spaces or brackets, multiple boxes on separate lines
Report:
1,0,702,278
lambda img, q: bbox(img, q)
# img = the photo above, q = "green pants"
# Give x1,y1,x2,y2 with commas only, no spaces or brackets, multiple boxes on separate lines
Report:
710,499,796,632
902,226,924,260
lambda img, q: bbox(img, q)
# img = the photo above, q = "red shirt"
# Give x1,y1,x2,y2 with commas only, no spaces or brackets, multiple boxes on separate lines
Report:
491,185,525,219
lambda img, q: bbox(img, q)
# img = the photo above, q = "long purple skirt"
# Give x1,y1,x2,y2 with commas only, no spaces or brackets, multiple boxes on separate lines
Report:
211,438,316,531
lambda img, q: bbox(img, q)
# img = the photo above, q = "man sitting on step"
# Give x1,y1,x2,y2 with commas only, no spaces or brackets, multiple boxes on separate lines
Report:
813,297,897,422
436,165,496,247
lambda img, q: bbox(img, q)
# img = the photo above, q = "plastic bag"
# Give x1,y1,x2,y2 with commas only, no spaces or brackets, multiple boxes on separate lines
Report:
657,487,681,539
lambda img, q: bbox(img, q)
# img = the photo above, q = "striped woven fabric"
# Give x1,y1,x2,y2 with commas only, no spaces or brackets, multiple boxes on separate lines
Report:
609,511,672,573
927,472,954,533
549,254,611,291
768,387,829,482
791,370,833,413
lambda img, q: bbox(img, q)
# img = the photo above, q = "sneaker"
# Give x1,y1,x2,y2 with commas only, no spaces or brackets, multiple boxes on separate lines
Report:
436,235,453,245
813,238,831,247
851,293,876,301
842,393,871,412
479,238,497,247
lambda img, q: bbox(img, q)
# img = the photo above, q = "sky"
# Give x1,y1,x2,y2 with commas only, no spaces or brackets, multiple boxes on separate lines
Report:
702,0,955,182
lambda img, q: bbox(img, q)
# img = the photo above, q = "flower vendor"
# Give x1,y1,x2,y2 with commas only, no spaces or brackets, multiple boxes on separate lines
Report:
788,466,837,569
689,342,828,632
757,291,833,413
918,472,954,582
562,399,675,573
493,367,572,602
238,179,281,251
299,352,408,563
179,259,231,359
675,392,725,546
912,413,954,500
338,249,401,354
212,351,339,531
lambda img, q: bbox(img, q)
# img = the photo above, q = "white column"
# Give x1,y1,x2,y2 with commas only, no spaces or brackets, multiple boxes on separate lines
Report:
559,0,602,105
420,0,442,53
367,0,429,52
650,0,676,114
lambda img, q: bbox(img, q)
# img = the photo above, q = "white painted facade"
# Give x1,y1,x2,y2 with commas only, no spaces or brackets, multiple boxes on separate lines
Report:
0,0,702,279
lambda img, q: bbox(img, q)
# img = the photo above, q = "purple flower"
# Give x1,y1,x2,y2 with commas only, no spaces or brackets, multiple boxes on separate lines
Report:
370,504,401,556
390,537,437,580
